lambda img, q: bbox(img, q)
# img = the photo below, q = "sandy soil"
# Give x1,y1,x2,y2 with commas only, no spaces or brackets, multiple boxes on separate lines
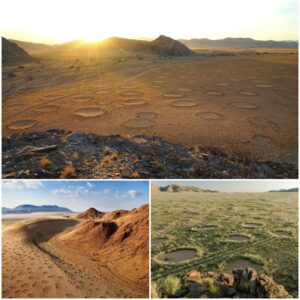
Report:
2,216,148,298
3,52,298,164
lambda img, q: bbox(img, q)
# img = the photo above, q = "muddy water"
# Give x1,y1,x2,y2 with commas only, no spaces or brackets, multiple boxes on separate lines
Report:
157,249,197,263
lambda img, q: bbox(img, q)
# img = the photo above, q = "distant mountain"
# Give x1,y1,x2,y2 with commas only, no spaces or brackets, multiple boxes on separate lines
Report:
2,37,34,65
269,188,298,193
2,204,72,214
9,35,194,57
178,37,298,49
152,184,218,193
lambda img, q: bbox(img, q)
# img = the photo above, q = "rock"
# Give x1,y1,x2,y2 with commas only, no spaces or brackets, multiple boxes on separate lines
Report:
227,287,237,296
184,270,202,283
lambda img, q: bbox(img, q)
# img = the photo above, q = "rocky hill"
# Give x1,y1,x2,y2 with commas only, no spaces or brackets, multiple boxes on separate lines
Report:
2,37,34,65
76,207,105,219
2,204,72,214
269,188,298,193
179,37,298,49
10,35,194,57
57,204,149,289
153,268,291,298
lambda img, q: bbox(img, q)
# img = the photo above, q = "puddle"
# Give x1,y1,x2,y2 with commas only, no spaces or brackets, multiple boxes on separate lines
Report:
251,135,273,147
157,249,197,264
243,223,263,228
196,112,223,120
152,238,167,245
176,87,193,92
74,107,105,117
136,112,159,119
163,93,184,98
40,95,64,100
226,258,262,272
120,90,142,96
239,92,257,96
229,102,258,109
228,234,250,242
274,230,293,238
33,105,59,112
8,120,36,130
123,118,154,128
122,99,147,106
72,96,93,102
171,100,198,107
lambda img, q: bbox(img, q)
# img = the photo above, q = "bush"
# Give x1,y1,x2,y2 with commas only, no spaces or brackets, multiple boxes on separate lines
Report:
160,275,181,297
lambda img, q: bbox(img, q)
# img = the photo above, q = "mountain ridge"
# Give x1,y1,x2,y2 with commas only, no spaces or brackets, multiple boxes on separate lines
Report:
2,204,73,214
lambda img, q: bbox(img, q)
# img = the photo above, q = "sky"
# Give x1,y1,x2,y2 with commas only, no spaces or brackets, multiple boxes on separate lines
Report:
154,180,298,193
2,180,149,212
1,0,298,44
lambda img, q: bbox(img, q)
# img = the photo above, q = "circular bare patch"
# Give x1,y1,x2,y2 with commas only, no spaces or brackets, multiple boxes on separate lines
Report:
163,93,183,98
95,90,111,95
123,99,146,106
255,84,274,88
33,105,59,112
207,91,223,96
247,117,279,130
72,96,92,102
216,83,229,86
9,120,36,130
196,111,223,120
136,112,159,119
176,87,193,92
152,85,162,89
228,234,250,242
229,102,258,109
274,230,293,238
239,92,257,96
153,80,164,84
171,100,198,107
243,223,263,228
120,85,137,89
74,107,105,117
41,95,64,100
123,118,154,128
230,78,241,82
120,90,143,97
226,258,262,272
251,135,273,147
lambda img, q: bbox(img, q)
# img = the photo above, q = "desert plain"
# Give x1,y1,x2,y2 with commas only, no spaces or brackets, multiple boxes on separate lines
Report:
2,205,149,298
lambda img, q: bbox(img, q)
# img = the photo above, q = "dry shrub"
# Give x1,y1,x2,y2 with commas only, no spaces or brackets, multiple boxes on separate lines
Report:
225,143,258,164
39,157,52,168
60,165,76,178
132,171,141,179
111,153,119,160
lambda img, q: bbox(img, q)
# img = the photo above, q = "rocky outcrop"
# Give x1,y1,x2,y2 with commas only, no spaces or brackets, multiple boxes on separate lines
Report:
2,37,34,65
76,207,105,220
180,268,291,298
2,130,297,179
150,35,194,56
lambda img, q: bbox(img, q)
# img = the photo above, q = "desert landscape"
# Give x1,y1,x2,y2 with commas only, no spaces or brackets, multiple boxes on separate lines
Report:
2,35,298,178
2,181,149,298
151,183,298,298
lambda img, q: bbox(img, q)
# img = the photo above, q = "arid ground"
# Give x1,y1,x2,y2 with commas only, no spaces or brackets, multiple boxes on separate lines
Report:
2,48,298,178
151,188,298,297
2,205,149,298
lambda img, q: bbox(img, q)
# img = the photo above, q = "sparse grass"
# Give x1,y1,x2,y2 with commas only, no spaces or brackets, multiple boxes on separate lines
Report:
158,275,181,297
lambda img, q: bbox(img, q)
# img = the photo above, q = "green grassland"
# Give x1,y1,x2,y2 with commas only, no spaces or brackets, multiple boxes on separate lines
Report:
151,192,298,297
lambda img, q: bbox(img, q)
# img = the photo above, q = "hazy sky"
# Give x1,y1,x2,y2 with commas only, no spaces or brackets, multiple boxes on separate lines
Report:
1,0,298,44
2,180,149,212
154,180,298,193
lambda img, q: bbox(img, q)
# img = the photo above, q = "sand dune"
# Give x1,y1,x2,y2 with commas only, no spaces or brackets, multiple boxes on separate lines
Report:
2,205,149,298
